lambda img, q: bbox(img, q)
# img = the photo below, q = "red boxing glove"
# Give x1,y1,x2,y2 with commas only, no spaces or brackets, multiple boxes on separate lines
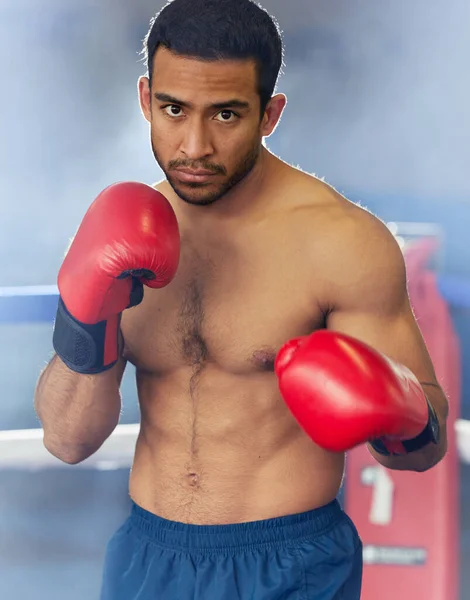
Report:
53,182,180,374
275,330,437,455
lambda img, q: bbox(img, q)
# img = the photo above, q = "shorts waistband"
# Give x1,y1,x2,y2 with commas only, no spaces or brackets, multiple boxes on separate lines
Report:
129,499,344,552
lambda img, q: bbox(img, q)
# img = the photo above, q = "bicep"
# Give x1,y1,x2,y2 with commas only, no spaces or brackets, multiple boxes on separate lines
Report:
327,296,438,383
324,218,437,383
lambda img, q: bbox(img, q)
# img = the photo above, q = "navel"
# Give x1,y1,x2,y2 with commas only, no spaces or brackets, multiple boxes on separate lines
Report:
186,472,201,488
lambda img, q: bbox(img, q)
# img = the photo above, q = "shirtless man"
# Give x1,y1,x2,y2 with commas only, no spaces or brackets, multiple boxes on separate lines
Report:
34,1,449,598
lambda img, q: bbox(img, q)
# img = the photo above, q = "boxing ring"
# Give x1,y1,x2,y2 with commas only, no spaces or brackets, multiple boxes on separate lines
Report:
0,234,469,599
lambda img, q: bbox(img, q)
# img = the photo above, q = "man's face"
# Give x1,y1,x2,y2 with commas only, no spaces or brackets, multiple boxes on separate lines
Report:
139,48,267,206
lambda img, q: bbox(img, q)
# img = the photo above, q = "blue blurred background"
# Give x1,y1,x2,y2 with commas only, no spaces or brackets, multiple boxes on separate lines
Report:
1,0,470,598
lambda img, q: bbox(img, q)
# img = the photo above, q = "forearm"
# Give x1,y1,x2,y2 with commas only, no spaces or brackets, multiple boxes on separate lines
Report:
34,354,123,464
369,382,449,472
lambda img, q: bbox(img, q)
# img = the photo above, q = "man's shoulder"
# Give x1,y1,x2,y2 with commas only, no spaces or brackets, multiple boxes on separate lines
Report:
281,169,388,242
280,170,404,279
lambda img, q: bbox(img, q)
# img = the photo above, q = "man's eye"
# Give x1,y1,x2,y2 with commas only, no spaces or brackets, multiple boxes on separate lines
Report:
163,105,183,117
215,110,238,123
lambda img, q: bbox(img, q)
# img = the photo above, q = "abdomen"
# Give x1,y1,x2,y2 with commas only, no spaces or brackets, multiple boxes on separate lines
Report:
129,365,344,524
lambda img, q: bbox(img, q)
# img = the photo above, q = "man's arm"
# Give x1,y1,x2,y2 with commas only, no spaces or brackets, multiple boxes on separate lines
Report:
34,352,127,464
325,210,448,472
35,182,179,464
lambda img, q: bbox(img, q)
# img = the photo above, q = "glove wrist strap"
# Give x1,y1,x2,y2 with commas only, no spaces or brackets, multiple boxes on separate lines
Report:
370,396,440,456
52,297,120,374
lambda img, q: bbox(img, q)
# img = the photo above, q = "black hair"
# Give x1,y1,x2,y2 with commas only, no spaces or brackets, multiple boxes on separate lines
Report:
143,0,284,114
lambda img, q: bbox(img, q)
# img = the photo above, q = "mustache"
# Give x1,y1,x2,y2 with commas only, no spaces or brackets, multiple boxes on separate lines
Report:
168,159,226,176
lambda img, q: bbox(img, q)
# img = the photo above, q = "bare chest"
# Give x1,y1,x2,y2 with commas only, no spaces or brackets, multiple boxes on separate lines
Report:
122,232,324,374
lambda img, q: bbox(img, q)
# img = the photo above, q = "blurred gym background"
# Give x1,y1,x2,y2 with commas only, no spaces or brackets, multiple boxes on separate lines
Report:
1,0,469,598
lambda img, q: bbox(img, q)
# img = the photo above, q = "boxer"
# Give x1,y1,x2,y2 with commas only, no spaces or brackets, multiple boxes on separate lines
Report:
34,1,448,598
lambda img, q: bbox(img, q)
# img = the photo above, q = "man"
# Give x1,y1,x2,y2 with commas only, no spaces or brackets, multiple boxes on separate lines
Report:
34,0,448,598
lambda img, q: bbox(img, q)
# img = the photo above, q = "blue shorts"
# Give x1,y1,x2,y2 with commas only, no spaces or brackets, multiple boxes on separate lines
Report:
100,500,362,600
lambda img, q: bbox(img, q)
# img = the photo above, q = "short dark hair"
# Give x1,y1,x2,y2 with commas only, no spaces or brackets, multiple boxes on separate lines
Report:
143,0,284,114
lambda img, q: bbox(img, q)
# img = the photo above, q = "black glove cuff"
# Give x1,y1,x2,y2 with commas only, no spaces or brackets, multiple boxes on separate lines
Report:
52,297,119,374
370,396,440,456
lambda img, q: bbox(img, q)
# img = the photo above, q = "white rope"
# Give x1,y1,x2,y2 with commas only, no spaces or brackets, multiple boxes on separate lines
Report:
0,285,58,297
0,421,468,470
455,418,470,464
0,424,139,470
